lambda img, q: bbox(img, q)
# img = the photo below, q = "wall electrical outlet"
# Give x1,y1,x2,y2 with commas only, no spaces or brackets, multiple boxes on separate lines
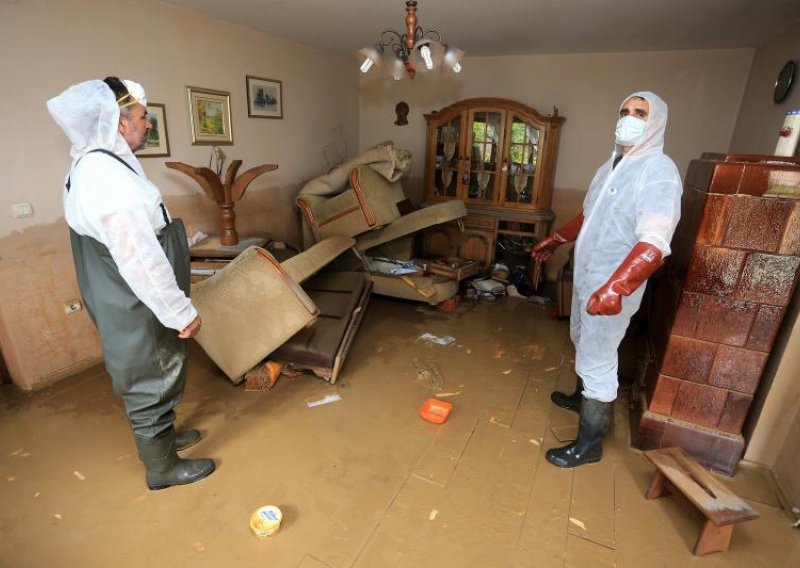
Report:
64,299,83,315
12,203,33,218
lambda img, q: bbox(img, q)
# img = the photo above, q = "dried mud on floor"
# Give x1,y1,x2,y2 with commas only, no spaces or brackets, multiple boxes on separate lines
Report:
1,296,798,567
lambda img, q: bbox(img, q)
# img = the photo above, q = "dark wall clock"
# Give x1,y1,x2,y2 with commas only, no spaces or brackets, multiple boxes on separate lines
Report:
774,60,796,104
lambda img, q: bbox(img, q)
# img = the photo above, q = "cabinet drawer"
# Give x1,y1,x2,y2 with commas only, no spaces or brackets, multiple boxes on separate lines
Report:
464,214,496,230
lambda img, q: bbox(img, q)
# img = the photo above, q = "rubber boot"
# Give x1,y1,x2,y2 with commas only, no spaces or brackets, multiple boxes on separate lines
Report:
175,429,201,451
135,428,215,490
550,376,583,414
546,397,611,468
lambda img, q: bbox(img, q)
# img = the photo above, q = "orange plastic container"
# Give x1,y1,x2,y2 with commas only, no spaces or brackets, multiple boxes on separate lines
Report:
420,398,453,424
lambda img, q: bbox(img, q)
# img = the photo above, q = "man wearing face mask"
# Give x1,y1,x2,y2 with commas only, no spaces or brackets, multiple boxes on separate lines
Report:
47,77,215,489
532,92,682,468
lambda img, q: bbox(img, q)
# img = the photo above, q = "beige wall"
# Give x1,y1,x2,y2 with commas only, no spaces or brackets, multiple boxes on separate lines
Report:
359,49,754,224
732,20,800,511
0,0,359,389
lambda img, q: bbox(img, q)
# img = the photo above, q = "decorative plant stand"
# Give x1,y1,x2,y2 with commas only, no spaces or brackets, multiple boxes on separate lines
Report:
166,160,278,246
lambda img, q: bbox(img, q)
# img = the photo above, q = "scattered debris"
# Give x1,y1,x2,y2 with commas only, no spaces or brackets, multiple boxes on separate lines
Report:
544,366,558,372
306,392,342,408
412,359,445,390
193,542,206,553
506,285,527,299
429,509,439,521
73,471,86,481
435,391,461,398
7,476,16,482
9,448,23,456
116,454,131,461
54,514,63,521
466,349,472,355
419,333,456,346
527,294,549,305
20,453,30,458
519,344,546,360
529,438,542,446
244,361,284,391
33,492,40,498
569,517,587,531
502,370,512,375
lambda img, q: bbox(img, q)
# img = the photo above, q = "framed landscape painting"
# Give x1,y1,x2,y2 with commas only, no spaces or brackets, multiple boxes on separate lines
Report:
137,103,170,157
246,76,283,119
186,86,233,145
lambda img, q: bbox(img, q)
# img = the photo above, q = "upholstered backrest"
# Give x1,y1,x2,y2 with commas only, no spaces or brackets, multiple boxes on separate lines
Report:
192,246,318,382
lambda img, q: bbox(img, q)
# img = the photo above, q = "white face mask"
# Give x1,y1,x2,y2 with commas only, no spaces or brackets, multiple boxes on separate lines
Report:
615,115,647,146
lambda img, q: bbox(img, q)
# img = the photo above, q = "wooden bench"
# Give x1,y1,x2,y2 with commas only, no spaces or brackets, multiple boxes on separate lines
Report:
644,446,759,556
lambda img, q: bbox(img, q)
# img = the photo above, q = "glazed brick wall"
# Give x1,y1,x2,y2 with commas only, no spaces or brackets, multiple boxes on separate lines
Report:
647,158,800,440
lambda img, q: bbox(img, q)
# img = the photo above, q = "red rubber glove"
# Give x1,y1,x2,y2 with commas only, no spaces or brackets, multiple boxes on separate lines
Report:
532,213,584,263
586,242,663,316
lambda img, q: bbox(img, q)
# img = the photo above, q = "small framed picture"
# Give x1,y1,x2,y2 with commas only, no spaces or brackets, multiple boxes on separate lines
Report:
186,86,233,145
246,76,283,119
137,103,170,157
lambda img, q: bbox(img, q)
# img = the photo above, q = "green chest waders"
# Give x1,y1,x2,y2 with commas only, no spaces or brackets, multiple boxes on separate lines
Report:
67,150,191,439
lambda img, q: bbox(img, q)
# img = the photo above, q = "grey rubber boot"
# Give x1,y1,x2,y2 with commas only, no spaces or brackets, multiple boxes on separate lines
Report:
550,376,583,414
135,428,215,490
546,397,611,468
175,429,201,451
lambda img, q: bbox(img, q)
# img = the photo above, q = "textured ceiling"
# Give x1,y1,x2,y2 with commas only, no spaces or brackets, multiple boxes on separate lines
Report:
161,0,800,58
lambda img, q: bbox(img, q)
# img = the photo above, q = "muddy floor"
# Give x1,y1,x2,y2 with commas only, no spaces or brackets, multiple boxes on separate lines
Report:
1,296,798,566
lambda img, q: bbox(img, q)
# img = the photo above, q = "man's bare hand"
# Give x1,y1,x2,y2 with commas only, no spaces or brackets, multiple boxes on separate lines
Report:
178,316,201,339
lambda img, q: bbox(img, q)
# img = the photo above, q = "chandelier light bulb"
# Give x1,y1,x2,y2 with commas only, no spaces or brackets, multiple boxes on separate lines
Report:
360,57,375,73
420,45,433,69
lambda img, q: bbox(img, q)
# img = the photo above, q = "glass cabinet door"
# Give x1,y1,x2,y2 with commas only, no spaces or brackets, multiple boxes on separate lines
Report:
432,116,462,198
464,110,505,203
503,115,541,207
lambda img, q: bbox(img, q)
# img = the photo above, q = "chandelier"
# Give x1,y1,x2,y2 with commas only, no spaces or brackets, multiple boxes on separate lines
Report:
357,0,465,80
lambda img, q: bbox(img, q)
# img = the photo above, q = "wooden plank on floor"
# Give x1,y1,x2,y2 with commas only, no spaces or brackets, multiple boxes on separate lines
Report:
510,376,554,440
297,555,333,568
412,417,479,487
512,427,574,567
356,421,537,567
565,534,616,567
567,405,617,550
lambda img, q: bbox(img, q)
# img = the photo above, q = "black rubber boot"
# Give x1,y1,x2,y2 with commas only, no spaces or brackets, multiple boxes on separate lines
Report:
175,429,201,451
550,376,583,414
135,428,215,490
546,397,612,468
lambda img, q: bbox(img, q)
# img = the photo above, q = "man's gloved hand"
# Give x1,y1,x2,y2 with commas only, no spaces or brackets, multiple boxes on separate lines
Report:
532,213,584,263
587,242,663,316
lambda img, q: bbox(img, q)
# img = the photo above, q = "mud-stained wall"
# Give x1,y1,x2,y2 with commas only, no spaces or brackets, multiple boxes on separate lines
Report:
0,0,359,389
0,223,102,389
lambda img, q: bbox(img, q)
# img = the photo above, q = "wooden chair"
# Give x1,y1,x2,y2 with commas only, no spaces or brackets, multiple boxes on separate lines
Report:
644,446,759,556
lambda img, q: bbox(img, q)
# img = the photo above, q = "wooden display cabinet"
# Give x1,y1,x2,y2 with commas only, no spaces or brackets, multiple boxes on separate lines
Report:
422,98,565,268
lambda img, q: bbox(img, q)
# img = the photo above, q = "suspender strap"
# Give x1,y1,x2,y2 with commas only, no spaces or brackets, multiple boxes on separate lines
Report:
66,149,170,224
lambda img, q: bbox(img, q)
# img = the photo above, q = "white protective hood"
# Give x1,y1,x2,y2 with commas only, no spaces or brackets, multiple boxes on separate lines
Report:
46,79,145,176
615,90,668,160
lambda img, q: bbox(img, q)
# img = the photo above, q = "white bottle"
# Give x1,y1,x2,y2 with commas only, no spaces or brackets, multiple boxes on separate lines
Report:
775,109,800,157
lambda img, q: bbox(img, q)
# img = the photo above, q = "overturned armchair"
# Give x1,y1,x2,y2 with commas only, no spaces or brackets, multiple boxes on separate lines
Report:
191,142,468,386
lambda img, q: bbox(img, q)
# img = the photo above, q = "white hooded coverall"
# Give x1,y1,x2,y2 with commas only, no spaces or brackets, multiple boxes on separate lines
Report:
47,80,197,438
571,91,682,402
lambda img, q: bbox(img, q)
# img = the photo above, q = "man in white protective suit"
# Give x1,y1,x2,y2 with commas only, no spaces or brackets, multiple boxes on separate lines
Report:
47,77,215,489
532,91,682,468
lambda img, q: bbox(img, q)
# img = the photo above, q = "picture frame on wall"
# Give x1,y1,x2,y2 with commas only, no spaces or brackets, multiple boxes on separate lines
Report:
246,75,283,119
186,86,233,145
137,103,170,157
